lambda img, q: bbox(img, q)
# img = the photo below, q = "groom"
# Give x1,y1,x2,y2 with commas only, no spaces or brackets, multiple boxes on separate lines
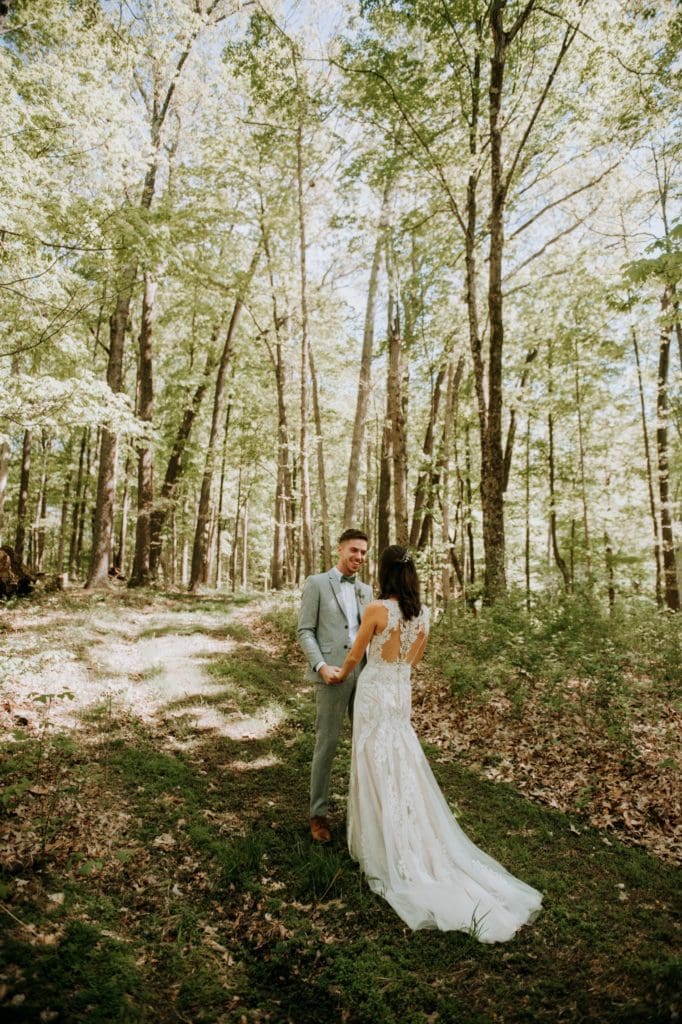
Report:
297,528,372,843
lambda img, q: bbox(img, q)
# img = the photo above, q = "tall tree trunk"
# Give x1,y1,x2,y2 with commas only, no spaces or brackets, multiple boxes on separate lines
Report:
14,428,32,567
33,432,50,573
547,408,570,593
410,359,448,547
289,456,299,584
471,4,574,602
604,529,616,612
57,463,72,577
230,465,243,593
465,427,476,587
0,439,9,546
481,2,510,603
308,343,331,570
603,473,616,611
573,340,592,579
130,273,157,587
343,182,391,528
387,254,408,545
436,353,464,604
295,120,315,578
69,429,89,578
115,453,132,578
189,244,261,591
180,496,189,587
378,415,392,554
271,417,290,589
546,336,570,592
68,431,86,575
241,497,249,589
653,146,682,380
631,324,662,606
86,19,205,587
502,348,537,492
169,508,177,587
656,286,680,611
214,398,232,589
78,432,95,576
262,225,294,590
364,436,375,574
524,413,532,612
150,337,218,578
86,264,137,587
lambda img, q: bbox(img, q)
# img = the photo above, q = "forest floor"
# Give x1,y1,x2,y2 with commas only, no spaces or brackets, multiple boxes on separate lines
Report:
0,588,679,1023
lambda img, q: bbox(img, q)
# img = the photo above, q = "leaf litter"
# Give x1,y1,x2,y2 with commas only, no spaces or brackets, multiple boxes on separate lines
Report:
0,591,678,1021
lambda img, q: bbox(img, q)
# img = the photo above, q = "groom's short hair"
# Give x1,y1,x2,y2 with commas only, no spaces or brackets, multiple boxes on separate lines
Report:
338,528,369,545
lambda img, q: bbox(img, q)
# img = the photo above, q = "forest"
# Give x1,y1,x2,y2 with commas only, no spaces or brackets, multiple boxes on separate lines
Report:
0,2,680,1022
0,0,679,609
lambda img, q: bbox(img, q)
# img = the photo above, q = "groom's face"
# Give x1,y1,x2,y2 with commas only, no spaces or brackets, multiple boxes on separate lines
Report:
337,539,368,577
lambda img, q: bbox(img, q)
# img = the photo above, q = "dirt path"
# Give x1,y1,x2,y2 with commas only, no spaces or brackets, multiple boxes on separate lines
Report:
0,593,287,745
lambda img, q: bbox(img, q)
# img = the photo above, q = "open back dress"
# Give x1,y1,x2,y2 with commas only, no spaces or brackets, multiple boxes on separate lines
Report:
347,598,542,942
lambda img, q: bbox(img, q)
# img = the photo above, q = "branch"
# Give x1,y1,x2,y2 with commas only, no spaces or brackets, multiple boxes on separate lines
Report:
504,18,580,198
535,2,658,78
155,0,252,137
331,59,466,233
0,227,124,254
502,266,572,298
438,0,476,87
502,213,593,286
509,160,621,239
506,0,536,45
0,296,100,359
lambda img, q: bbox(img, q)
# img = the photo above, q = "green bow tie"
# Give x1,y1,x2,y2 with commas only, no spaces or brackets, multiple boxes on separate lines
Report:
340,574,357,585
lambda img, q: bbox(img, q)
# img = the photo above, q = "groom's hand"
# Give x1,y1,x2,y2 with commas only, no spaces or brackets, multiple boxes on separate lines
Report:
320,665,342,685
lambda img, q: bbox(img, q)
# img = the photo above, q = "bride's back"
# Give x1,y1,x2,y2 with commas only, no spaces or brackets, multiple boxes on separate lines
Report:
369,598,429,667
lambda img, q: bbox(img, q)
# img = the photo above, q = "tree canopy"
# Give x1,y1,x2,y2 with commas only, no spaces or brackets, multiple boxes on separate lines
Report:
0,0,679,609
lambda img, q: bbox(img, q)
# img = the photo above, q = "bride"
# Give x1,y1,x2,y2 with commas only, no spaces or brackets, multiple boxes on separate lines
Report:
331,545,542,943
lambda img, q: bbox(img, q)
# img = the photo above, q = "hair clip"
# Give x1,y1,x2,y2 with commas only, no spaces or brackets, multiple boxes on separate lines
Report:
400,551,411,563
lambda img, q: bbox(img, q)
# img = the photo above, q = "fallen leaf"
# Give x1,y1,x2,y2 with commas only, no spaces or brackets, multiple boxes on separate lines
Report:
152,833,176,850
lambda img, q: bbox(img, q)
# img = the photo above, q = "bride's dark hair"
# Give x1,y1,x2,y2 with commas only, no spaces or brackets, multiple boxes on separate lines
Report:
378,545,421,621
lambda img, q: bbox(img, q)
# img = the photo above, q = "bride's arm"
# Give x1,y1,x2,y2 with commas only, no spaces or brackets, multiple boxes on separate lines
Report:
408,627,428,667
336,602,386,681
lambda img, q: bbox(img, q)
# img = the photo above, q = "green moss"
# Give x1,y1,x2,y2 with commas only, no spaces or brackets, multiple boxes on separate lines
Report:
0,921,147,1022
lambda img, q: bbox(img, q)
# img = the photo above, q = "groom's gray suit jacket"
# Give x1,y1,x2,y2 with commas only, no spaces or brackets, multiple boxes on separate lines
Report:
298,571,373,682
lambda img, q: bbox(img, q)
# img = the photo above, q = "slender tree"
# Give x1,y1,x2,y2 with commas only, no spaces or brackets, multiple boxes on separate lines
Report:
189,244,261,591
14,429,31,567
129,273,157,587
344,180,392,528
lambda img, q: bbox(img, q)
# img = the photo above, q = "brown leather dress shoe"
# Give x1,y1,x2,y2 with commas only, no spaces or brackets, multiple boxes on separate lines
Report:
309,816,332,843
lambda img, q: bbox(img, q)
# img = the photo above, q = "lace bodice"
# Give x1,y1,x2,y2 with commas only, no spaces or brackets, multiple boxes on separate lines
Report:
367,599,429,667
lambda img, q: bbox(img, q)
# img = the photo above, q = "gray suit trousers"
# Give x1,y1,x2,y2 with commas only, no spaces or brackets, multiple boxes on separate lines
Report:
310,664,362,818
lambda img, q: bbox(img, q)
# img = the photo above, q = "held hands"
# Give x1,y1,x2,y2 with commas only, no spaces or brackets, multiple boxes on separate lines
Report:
319,664,344,685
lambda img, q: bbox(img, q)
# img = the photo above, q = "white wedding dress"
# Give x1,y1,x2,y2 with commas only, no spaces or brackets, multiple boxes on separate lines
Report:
347,599,542,942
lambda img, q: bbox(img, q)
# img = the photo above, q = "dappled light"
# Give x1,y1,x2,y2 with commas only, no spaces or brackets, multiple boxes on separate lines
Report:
0,590,678,1021
0,0,679,1016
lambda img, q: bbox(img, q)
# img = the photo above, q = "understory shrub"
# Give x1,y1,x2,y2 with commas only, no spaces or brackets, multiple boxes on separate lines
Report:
431,588,681,715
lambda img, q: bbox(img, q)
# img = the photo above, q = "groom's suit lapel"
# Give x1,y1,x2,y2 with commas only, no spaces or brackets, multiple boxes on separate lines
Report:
327,572,349,624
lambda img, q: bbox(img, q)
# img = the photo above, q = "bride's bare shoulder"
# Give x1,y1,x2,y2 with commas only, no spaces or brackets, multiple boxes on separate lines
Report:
362,600,390,624
364,599,387,613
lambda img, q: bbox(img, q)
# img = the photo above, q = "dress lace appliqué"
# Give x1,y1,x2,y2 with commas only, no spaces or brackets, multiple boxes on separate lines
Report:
347,598,542,943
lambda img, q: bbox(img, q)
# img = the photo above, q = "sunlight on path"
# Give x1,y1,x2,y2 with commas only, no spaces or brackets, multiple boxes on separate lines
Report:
1,600,287,748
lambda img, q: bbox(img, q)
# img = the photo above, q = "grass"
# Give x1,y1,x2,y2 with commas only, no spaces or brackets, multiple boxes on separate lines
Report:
0,589,679,1023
